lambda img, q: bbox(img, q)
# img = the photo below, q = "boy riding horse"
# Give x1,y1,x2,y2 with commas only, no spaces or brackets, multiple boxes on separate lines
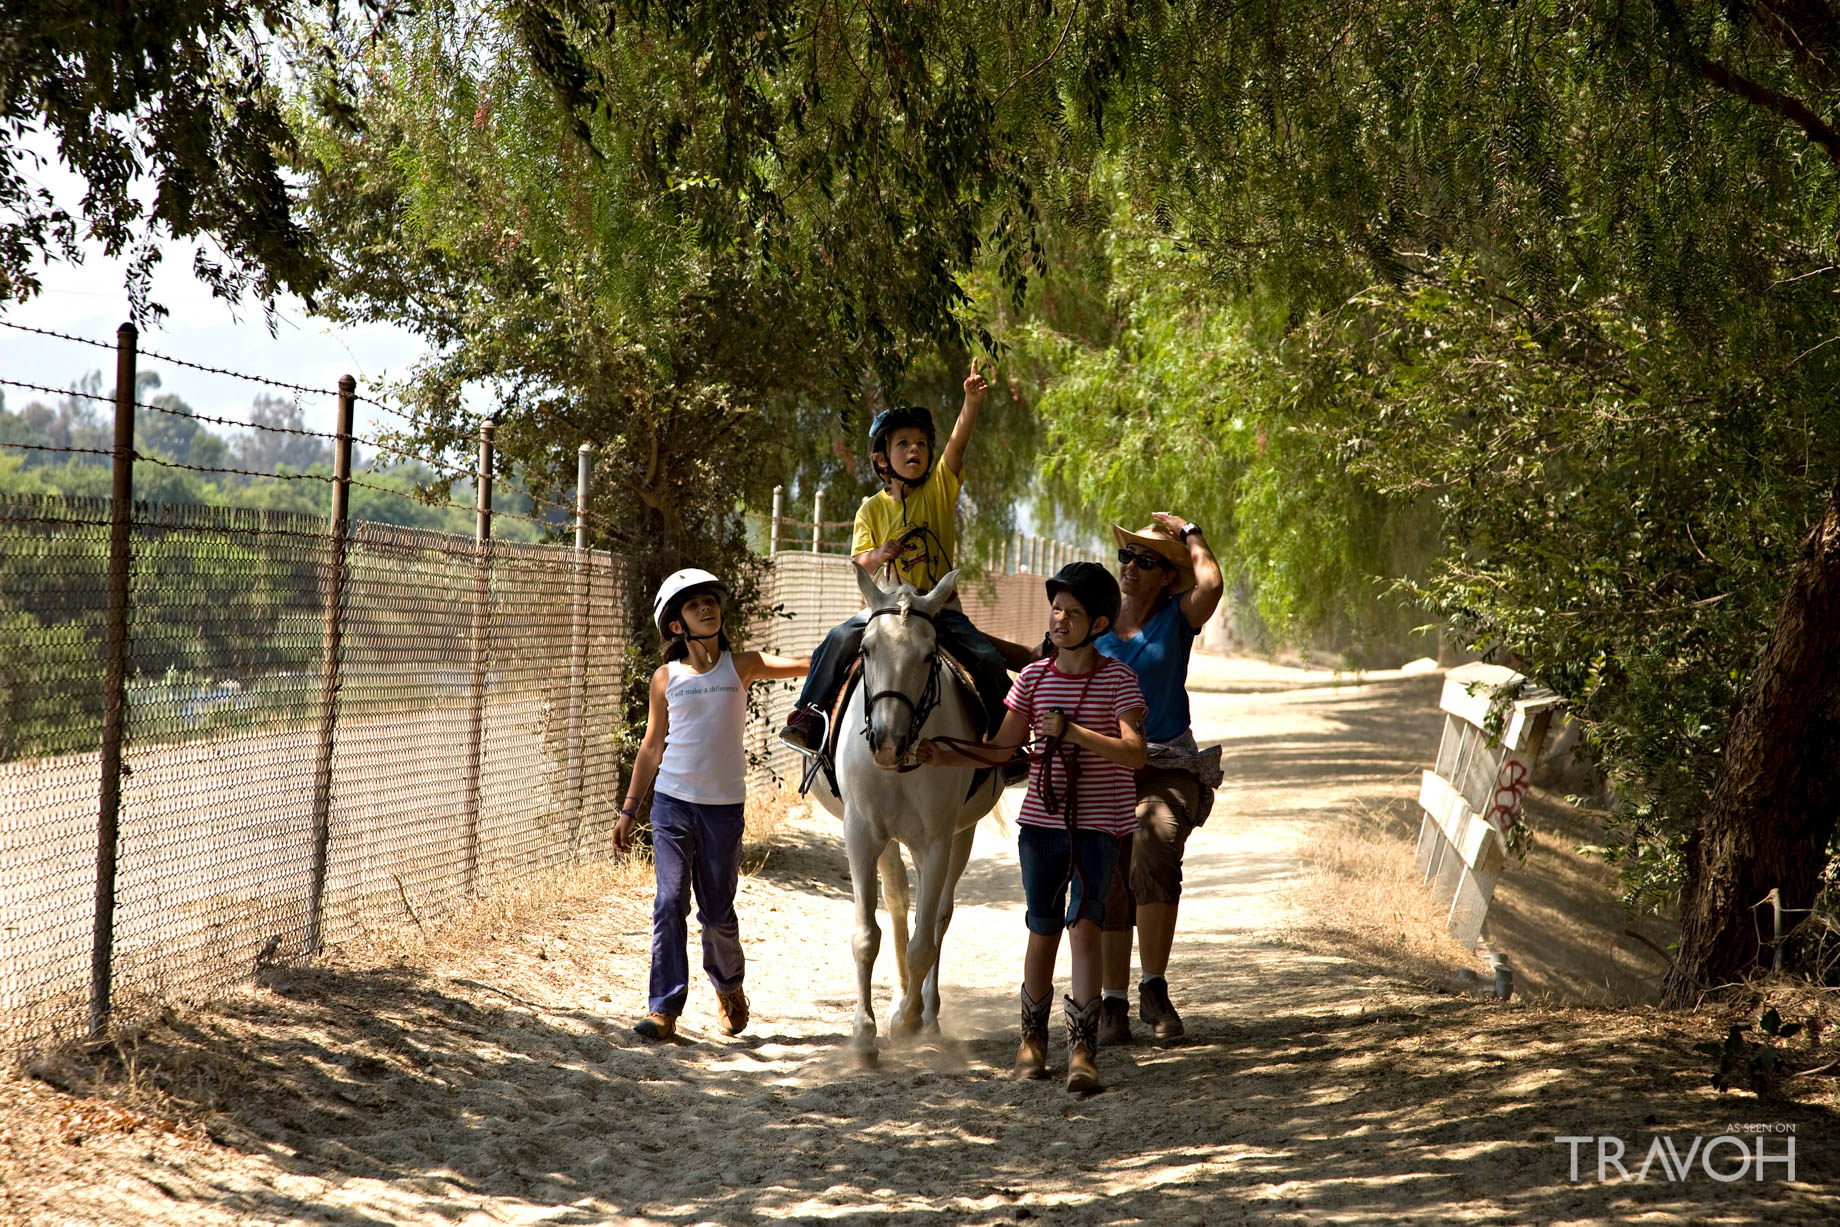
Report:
780,361,1032,760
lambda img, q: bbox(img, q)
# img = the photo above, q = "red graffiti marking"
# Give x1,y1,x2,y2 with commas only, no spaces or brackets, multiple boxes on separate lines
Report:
1487,759,1531,832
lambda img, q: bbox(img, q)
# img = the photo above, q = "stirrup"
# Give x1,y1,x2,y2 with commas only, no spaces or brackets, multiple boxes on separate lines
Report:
779,706,830,761
789,708,832,794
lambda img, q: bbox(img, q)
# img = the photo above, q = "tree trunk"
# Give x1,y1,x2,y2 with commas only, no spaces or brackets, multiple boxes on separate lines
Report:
1663,475,1840,1004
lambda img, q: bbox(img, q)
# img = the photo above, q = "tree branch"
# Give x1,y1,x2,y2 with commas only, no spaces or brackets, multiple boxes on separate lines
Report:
1699,55,1840,165
1654,0,1840,165
995,1,1083,103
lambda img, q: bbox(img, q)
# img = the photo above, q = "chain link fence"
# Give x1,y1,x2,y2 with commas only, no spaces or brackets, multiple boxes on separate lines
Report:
0,490,632,1051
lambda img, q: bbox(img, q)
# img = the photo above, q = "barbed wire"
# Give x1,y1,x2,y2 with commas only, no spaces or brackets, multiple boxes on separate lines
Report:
0,318,348,402
0,439,115,460
136,454,340,484
133,346,342,402
1,327,605,536
0,375,370,448
137,397,363,446
0,375,116,408
0,319,118,353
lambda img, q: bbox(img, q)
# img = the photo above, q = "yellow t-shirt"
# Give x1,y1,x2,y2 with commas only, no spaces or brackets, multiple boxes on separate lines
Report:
852,462,962,592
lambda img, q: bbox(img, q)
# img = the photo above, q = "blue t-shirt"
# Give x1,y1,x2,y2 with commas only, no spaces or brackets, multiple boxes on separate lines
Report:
1094,596,1197,743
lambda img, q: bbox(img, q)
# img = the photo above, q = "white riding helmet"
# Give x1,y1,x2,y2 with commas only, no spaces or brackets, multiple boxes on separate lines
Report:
652,568,729,638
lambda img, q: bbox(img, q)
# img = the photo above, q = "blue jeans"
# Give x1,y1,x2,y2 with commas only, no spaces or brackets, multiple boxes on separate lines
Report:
1017,824,1121,936
647,792,746,1015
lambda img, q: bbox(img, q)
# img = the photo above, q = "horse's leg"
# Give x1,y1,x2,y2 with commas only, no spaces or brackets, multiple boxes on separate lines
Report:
879,842,917,1037
894,835,954,1036
843,810,886,1061
920,822,978,1032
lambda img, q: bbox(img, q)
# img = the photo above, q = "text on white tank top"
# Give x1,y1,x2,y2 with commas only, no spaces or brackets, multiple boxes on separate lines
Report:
654,651,747,805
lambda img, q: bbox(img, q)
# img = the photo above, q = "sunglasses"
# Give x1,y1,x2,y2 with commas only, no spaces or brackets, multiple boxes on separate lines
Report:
1117,548,1174,571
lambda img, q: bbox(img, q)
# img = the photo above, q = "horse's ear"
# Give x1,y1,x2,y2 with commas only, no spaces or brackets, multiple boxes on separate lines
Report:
853,560,890,609
913,569,958,617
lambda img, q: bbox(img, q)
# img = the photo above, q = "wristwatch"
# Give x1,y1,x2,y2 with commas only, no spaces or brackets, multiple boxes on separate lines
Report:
1179,521,1201,541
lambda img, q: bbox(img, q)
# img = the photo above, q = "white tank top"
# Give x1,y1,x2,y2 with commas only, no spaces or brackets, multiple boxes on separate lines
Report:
654,652,747,805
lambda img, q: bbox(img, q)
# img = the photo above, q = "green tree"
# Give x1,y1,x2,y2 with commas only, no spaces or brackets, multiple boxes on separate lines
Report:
286,1,1840,996
0,2,408,317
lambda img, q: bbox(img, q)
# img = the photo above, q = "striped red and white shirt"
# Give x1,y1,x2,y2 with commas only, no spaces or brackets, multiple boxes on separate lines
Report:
1006,655,1146,835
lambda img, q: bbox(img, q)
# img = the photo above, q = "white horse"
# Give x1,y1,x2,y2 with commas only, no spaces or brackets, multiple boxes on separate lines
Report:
807,563,1005,1062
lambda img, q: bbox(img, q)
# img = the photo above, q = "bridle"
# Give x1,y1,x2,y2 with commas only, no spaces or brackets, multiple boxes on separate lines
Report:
858,601,943,771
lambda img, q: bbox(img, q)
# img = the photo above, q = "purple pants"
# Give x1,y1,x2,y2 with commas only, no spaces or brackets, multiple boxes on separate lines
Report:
647,792,746,1015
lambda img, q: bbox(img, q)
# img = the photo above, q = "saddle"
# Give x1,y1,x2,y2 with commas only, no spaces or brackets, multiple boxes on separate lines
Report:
798,650,997,800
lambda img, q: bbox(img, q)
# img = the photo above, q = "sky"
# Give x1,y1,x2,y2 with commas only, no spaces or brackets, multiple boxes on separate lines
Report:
0,132,431,444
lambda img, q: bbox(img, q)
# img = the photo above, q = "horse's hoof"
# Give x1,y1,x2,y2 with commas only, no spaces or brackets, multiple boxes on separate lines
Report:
890,1014,922,1040
851,1045,880,1069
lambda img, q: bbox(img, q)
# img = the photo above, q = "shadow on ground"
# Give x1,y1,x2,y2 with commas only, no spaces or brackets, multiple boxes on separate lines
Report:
35,948,1836,1226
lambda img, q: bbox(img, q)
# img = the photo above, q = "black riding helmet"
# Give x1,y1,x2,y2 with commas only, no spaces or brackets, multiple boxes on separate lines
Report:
868,405,938,488
1045,561,1121,648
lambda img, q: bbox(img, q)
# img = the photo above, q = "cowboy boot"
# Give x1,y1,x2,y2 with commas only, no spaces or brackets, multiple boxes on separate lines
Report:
1013,987,1052,1081
1064,995,1103,1093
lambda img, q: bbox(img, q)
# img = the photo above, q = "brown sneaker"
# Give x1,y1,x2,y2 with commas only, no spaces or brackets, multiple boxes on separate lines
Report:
1064,996,1103,1093
716,989,750,1036
1098,996,1133,1046
633,1012,677,1041
1138,976,1185,1039
1013,987,1052,1081
778,706,824,754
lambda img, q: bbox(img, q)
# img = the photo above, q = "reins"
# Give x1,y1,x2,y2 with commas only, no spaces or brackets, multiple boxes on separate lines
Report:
930,661,1103,903
858,603,944,772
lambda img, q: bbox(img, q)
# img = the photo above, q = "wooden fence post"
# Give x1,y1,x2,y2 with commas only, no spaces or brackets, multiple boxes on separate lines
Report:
565,444,593,851
90,322,136,1037
462,419,494,895
305,375,354,955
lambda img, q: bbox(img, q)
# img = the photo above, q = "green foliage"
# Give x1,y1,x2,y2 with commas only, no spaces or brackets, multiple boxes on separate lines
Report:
1697,1008,1809,1094
0,1,405,317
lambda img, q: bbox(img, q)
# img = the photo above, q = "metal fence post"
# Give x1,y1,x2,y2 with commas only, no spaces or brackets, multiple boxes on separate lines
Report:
565,444,593,850
90,322,136,1038
305,376,354,956
463,419,495,895
811,489,824,553
769,485,783,554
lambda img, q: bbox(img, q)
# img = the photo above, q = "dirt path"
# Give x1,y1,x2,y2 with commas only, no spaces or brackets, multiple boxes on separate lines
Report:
4,669,1834,1224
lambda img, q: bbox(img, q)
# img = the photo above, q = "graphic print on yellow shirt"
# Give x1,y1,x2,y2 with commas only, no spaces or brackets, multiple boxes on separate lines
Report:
851,462,962,593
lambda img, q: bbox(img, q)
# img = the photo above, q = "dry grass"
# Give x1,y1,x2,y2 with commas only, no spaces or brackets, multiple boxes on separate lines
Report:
1284,781,1482,989
345,852,654,968
741,786,805,874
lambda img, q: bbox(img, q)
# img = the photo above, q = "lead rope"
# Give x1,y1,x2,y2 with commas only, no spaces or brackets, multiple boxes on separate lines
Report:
1038,664,1103,899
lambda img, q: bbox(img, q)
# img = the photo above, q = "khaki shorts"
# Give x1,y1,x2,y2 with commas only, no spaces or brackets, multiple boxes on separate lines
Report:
1102,766,1204,924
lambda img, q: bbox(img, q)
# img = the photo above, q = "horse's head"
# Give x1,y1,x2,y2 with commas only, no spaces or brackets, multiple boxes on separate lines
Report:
854,562,958,769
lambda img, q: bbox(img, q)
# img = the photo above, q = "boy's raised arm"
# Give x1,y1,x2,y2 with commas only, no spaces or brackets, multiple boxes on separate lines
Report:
942,358,989,478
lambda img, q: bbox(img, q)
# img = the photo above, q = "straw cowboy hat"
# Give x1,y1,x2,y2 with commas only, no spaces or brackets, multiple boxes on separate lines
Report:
1111,521,1196,595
